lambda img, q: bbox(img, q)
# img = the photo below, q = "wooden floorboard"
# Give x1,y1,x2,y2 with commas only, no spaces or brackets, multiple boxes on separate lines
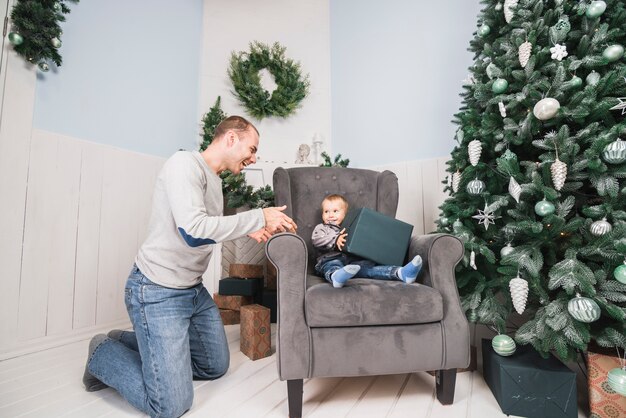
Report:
0,325,590,418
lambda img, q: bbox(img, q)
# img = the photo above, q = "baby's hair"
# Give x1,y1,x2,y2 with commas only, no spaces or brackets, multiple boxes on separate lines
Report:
322,194,349,210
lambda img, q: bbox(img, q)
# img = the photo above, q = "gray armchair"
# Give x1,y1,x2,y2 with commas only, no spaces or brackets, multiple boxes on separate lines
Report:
265,167,469,417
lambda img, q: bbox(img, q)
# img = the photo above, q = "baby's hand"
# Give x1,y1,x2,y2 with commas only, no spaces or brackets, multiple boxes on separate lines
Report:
336,228,348,251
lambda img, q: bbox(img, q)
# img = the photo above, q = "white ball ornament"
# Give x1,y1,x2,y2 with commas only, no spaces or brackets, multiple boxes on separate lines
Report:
603,44,624,62
533,98,560,120
501,243,514,257
586,71,601,86
586,1,607,18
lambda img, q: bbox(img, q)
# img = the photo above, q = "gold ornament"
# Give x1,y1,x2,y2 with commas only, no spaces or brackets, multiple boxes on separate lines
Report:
551,158,567,191
518,41,532,67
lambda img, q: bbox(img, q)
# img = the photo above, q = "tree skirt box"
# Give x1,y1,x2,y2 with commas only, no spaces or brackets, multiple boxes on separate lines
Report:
481,338,577,418
343,207,413,266
240,304,272,360
213,293,253,311
218,277,262,300
261,289,277,323
229,263,264,279
219,308,240,325
587,345,626,418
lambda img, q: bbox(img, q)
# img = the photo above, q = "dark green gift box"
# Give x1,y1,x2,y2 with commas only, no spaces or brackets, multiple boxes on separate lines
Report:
261,289,277,323
481,338,577,418
218,277,262,303
342,207,413,266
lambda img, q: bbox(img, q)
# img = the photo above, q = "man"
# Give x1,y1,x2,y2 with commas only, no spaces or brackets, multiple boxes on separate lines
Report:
83,116,296,417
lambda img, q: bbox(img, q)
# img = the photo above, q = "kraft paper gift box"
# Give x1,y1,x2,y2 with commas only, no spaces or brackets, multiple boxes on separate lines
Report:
229,263,264,279
482,338,577,418
586,344,626,418
219,309,240,325
213,293,253,311
342,207,413,266
240,304,272,360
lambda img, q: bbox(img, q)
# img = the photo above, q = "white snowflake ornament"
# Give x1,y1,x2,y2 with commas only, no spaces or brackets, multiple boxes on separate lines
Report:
550,44,568,61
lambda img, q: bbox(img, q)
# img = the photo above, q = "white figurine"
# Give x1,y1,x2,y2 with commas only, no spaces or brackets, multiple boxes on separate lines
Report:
295,143,312,164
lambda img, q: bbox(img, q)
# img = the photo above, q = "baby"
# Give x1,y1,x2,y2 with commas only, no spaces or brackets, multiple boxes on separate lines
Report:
311,194,422,288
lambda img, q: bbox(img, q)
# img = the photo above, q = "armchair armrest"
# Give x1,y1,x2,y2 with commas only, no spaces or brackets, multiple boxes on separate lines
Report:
409,233,470,369
265,232,312,380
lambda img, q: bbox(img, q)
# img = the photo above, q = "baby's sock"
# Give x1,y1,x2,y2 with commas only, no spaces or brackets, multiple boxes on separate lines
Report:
331,265,361,288
397,255,423,284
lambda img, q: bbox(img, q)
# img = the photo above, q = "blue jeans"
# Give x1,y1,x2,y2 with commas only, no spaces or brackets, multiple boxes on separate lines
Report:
87,265,229,418
315,254,399,283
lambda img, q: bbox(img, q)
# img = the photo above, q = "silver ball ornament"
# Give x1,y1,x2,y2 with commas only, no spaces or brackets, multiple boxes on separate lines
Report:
590,218,612,236
586,71,600,86
51,37,62,48
602,139,626,164
8,32,24,46
466,179,485,195
533,98,560,120
500,243,514,257
567,294,601,323
38,62,49,72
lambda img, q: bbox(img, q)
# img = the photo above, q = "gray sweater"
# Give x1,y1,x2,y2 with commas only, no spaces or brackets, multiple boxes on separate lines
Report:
311,222,343,264
136,151,264,289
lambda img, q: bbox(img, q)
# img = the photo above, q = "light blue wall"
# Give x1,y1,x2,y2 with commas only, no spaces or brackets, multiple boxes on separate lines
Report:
330,0,482,167
33,0,203,157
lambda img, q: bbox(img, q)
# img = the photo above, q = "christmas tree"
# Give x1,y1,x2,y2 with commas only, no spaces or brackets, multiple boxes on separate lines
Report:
438,0,626,360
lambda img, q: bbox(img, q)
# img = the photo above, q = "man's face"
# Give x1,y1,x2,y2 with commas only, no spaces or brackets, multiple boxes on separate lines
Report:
227,128,259,174
322,199,347,225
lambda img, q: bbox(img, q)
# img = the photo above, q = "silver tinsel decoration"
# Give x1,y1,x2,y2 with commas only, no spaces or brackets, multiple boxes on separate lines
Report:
509,177,521,203
467,179,485,195
452,170,461,193
590,218,612,236
509,276,528,315
551,158,567,191
518,41,532,67
503,0,519,23
602,138,626,164
468,140,482,166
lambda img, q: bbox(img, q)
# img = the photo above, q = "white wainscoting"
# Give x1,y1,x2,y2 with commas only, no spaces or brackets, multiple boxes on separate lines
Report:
0,129,449,360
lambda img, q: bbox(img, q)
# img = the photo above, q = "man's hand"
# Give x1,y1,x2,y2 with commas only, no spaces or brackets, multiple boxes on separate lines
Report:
262,205,298,234
336,228,348,251
248,228,272,243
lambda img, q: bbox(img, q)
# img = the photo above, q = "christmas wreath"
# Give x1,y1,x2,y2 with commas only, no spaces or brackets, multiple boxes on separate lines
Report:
228,41,310,119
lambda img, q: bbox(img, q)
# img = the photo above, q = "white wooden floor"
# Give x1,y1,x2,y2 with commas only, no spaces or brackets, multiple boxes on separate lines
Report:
0,325,590,418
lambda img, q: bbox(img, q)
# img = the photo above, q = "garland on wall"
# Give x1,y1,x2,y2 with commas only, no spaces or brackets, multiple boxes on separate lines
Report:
228,41,310,119
201,97,275,209
8,0,79,72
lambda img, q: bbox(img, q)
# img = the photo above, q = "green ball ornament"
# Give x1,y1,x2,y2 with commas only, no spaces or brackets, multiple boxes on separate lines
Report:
534,199,555,216
570,76,582,88
568,294,601,323
478,24,491,37
586,71,600,86
614,264,626,284
586,1,607,18
608,367,626,396
603,45,624,63
492,78,508,94
467,309,478,322
492,334,516,356
8,32,23,46
38,62,49,72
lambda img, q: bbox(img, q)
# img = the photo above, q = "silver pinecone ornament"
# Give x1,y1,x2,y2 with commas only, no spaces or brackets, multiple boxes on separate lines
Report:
468,140,482,166
509,276,528,315
509,176,521,203
504,0,519,23
452,170,461,193
518,41,532,67
551,158,567,191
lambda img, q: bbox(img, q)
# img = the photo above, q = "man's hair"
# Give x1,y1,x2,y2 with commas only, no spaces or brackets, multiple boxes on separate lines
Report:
322,194,349,210
213,116,259,140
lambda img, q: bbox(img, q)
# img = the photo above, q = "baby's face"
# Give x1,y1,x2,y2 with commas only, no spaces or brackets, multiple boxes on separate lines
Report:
322,200,347,225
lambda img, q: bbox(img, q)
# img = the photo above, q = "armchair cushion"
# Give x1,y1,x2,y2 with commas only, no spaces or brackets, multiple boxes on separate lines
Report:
305,278,443,327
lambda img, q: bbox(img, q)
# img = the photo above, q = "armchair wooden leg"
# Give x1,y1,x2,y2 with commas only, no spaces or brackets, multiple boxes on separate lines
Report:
435,369,457,405
287,379,303,417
